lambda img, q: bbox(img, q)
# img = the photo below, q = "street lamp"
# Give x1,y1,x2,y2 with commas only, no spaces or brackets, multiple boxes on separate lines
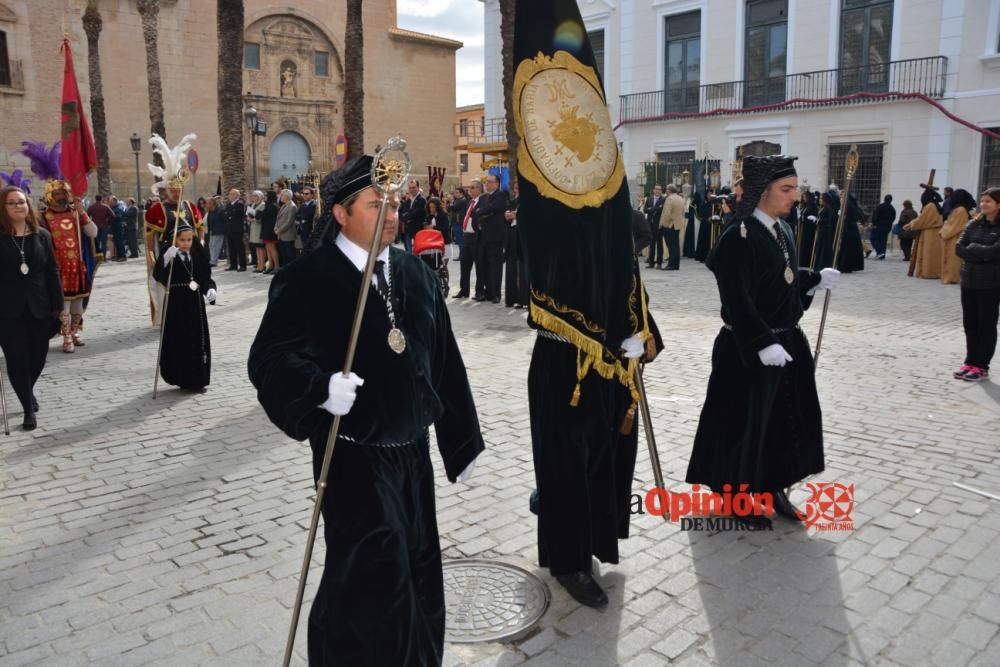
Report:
130,131,142,205
130,132,143,254
245,104,259,189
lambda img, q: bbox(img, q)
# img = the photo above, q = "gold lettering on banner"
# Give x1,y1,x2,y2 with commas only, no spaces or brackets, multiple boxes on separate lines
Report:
513,51,623,209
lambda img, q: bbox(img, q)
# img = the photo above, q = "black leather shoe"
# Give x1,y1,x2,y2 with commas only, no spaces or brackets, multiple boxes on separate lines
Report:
473,295,486,302
491,298,501,304
772,489,803,521
452,292,468,299
528,489,539,515
556,571,608,608
22,413,36,431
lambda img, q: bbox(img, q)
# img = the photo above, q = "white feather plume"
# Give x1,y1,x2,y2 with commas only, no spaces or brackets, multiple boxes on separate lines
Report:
147,133,197,196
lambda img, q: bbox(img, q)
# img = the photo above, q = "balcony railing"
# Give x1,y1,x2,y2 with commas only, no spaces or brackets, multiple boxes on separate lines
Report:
619,56,948,125
455,117,507,150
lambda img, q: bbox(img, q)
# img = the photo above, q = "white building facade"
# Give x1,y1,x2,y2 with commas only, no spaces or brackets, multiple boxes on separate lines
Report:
483,0,1000,213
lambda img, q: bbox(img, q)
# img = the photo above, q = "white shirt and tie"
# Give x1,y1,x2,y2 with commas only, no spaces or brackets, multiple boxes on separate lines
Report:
463,196,480,234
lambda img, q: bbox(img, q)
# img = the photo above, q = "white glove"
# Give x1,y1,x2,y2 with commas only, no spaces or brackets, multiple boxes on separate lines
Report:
817,268,841,291
162,246,179,265
319,372,365,416
620,334,644,359
205,288,217,304
710,215,721,222
807,215,818,223
758,343,793,367
459,459,476,482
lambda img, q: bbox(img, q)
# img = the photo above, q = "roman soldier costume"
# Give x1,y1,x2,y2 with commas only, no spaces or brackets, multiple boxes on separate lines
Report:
21,140,100,353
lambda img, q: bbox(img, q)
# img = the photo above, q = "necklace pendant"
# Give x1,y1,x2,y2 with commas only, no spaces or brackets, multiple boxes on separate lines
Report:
189,280,199,292
387,327,407,354
784,266,794,284
20,262,28,275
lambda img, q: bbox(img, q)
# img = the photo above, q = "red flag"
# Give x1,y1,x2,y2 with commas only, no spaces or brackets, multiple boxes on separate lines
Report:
59,39,97,197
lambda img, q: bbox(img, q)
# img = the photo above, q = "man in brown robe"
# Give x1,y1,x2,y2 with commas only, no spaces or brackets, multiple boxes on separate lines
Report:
905,187,944,279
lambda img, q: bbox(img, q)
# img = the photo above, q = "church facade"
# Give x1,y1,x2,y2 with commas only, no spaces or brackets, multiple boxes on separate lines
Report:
0,0,461,199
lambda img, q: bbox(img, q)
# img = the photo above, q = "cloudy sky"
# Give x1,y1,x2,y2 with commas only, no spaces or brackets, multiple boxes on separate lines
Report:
397,0,486,107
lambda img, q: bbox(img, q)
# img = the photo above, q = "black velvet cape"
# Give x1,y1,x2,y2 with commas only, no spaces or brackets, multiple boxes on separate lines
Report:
687,217,825,493
837,195,866,273
247,243,483,666
796,203,819,269
152,241,214,390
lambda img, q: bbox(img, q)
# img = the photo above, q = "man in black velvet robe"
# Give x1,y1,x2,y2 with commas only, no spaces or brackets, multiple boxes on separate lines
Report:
687,155,841,527
514,0,663,609
248,156,484,666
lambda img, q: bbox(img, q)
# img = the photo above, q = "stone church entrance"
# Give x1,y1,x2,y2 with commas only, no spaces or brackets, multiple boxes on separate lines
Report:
268,131,311,184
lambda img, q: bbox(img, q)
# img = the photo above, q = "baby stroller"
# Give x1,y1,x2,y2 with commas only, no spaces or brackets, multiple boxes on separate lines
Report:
413,228,450,299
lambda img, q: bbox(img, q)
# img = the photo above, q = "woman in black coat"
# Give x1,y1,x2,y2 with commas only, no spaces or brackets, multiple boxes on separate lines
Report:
0,186,64,430
953,187,1000,382
259,190,280,274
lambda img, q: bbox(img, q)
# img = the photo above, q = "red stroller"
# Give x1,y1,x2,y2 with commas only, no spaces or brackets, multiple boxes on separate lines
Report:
413,228,450,298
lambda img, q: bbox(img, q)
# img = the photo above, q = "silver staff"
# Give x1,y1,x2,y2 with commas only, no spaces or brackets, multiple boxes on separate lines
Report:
634,365,667,520
0,364,9,435
282,137,411,667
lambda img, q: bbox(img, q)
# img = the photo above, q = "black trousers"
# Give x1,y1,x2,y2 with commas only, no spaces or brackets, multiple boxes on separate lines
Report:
871,225,890,257
225,230,246,269
899,236,914,260
0,314,51,415
504,226,529,306
648,225,664,266
645,220,658,264
961,287,1000,370
663,228,681,269
459,232,482,297
478,238,504,300
125,221,139,257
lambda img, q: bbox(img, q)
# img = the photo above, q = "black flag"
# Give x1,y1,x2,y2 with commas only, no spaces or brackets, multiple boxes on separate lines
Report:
514,0,660,416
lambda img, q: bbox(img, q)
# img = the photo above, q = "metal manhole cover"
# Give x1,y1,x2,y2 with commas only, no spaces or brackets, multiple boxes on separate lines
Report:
443,559,550,643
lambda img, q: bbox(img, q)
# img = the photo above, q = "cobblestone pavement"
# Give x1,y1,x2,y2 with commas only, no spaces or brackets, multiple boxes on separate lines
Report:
1,246,998,667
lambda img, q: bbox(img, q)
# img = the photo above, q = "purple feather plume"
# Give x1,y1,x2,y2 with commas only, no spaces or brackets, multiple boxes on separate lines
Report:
19,140,62,182
0,169,31,194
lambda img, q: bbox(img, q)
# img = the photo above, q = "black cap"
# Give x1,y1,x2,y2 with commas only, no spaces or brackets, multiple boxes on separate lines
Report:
321,155,375,210
736,154,798,218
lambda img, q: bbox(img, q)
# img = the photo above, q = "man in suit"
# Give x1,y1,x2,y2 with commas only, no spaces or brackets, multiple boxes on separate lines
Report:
223,188,247,271
472,174,509,303
659,184,685,270
642,184,664,268
295,185,318,249
399,179,426,254
123,197,141,258
454,180,483,299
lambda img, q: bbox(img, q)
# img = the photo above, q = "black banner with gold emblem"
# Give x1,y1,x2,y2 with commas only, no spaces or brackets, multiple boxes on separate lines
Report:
515,0,658,398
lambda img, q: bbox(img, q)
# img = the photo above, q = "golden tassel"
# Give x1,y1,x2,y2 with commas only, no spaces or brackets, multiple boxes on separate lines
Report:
644,336,657,362
619,401,637,434
569,383,581,407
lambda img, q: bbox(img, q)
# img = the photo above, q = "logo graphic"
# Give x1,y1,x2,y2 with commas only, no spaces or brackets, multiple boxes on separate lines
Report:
513,51,624,209
796,482,854,530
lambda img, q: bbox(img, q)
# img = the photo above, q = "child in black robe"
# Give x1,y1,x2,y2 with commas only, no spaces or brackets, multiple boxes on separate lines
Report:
153,224,215,392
